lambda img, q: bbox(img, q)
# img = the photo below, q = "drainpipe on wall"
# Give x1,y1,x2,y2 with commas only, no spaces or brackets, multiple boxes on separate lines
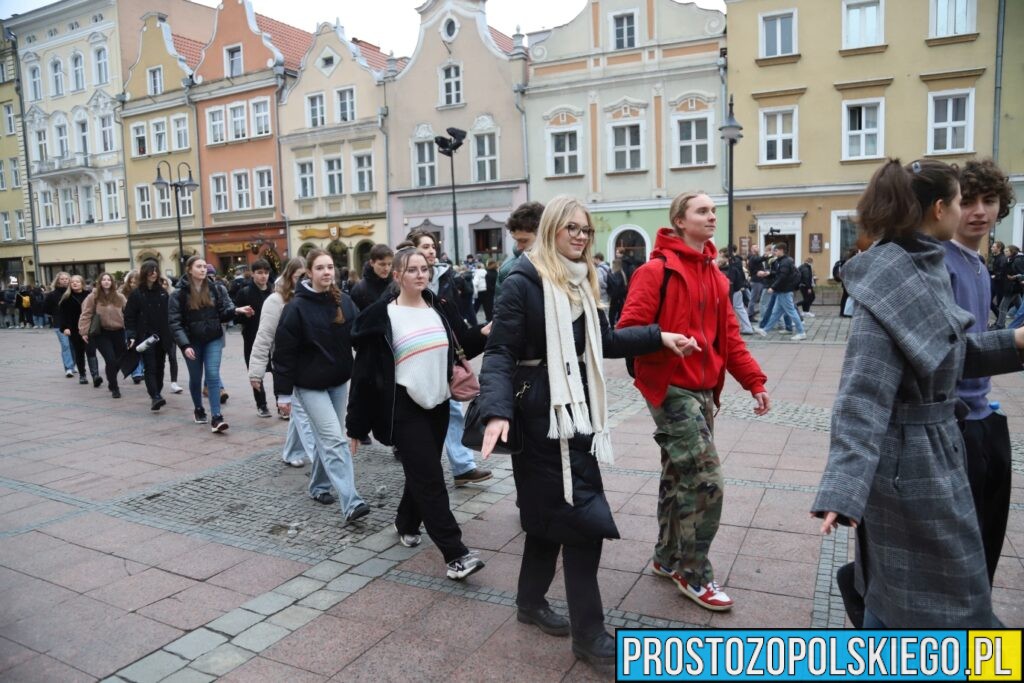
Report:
274,65,288,258
113,92,134,270
381,62,395,243
7,29,41,284
717,54,728,196
992,0,1005,162
514,83,528,201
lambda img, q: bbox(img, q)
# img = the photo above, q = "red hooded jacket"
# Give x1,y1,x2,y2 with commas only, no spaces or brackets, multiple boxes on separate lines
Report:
616,228,767,407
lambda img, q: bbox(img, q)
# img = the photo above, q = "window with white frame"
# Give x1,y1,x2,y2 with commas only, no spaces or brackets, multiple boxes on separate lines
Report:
147,66,163,96
136,185,152,220
55,123,68,157
612,12,636,50
674,114,712,166
94,47,108,84
761,10,797,58
207,108,225,144
0,161,5,190
10,158,19,187
251,99,271,136
156,185,172,218
929,89,973,153
178,188,193,216
843,0,883,49
225,46,242,77
40,190,55,226
34,130,47,161
354,153,373,193
151,119,167,154
15,210,24,238
103,181,119,220
415,141,436,187
931,0,975,37
80,183,94,220
550,129,580,176
76,120,88,154
1,212,8,239
131,123,147,156
610,123,642,171
171,115,188,150
61,188,75,224
296,161,315,198
255,168,273,208
842,99,883,159
473,133,497,182
760,107,798,163
228,104,246,140
71,54,84,90
233,171,251,210
29,66,41,101
3,104,13,134
336,88,355,122
307,93,325,128
100,114,114,152
441,65,462,106
324,158,343,195
211,174,228,212
50,60,64,97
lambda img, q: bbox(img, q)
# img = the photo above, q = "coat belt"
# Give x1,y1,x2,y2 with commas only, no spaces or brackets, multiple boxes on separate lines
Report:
891,398,958,425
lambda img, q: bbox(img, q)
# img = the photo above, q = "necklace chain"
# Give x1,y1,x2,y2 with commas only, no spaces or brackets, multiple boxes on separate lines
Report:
956,243,982,276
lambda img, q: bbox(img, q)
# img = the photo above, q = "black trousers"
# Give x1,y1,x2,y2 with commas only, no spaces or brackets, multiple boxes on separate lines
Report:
142,344,167,399
69,333,98,376
243,334,267,409
518,533,605,639
92,329,126,390
798,287,816,313
392,387,467,563
961,412,1012,585
839,286,851,317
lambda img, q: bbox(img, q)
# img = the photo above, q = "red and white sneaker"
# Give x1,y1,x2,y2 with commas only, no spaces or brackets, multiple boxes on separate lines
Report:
651,563,733,611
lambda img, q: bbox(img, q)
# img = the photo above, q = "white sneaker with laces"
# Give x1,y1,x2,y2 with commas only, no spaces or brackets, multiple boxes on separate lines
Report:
446,553,485,580
170,382,184,394
753,327,767,337
791,332,807,341
803,312,815,318
393,523,422,548
682,581,734,611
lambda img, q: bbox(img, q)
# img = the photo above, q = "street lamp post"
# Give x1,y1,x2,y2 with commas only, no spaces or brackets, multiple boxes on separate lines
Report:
153,161,199,277
719,95,743,252
435,127,467,264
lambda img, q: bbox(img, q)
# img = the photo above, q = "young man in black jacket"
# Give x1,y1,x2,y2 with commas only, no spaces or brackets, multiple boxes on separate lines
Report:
233,259,274,417
753,243,806,340
745,245,767,321
350,244,393,311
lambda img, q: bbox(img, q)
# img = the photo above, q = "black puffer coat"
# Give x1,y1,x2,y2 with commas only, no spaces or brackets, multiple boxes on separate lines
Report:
45,286,66,328
57,289,89,339
168,277,235,349
477,256,662,545
272,283,359,396
350,261,392,311
124,283,174,352
346,289,485,446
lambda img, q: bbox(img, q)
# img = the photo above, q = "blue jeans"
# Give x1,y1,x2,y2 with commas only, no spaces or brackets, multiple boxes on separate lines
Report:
33,314,46,328
759,292,795,332
284,392,330,497
1009,302,1024,329
445,400,477,476
863,608,886,629
294,383,365,517
55,328,74,371
761,292,805,334
184,336,224,416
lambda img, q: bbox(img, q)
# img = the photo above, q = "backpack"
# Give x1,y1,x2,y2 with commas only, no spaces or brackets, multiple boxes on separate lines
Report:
20,294,30,308
798,263,813,289
606,271,627,302
625,255,670,379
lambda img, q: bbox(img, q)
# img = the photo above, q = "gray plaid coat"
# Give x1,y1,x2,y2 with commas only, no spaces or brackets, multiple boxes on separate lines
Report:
812,234,1022,628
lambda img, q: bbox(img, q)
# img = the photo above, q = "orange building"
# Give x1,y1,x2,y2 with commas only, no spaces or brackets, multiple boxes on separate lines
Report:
190,0,311,275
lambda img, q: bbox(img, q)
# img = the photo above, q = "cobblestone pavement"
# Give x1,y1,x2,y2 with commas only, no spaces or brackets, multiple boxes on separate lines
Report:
0,310,1021,681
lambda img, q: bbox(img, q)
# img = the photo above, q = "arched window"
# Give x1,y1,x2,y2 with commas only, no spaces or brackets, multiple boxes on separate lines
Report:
94,47,108,84
50,60,65,97
71,54,85,91
28,66,42,101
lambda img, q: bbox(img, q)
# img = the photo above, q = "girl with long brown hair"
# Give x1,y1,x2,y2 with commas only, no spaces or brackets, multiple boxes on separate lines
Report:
79,272,128,398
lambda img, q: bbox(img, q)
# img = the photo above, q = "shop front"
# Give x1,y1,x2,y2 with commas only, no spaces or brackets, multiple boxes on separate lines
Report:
203,225,289,277
292,220,387,276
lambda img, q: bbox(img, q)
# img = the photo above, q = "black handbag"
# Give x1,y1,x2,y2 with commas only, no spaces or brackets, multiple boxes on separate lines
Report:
462,395,523,456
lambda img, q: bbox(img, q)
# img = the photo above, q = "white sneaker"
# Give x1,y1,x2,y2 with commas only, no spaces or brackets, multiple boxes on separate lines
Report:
170,382,184,394
803,312,815,318
791,332,807,341
446,553,485,580
753,327,767,337
394,523,422,548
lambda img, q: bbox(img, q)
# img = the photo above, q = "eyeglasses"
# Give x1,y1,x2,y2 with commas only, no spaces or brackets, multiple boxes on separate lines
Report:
563,222,594,239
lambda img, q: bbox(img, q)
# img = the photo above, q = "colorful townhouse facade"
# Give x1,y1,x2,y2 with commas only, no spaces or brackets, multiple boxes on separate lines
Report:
278,23,391,274
997,0,1022,246
383,0,528,263
724,0,1012,270
0,30,31,285
525,0,728,264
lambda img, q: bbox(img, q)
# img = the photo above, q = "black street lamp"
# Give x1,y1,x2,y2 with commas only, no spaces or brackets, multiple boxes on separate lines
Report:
435,127,466,264
153,161,199,277
719,95,743,252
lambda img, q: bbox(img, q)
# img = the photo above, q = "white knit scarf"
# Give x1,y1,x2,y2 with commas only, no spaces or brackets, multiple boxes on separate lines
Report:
540,253,612,504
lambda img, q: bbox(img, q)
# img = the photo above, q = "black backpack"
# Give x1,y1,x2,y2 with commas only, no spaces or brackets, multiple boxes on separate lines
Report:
625,256,671,379
606,271,627,301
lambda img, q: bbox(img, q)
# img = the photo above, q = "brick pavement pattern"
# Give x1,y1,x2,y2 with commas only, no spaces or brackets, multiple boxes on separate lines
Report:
0,309,1022,681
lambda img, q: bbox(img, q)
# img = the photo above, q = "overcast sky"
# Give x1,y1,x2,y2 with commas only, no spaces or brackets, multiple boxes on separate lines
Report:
4,0,727,56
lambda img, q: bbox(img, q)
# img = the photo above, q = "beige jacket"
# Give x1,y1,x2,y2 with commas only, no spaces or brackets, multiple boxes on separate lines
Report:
79,290,127,336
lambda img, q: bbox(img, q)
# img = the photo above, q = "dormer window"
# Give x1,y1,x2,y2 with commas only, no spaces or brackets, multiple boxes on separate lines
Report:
148,66,163,96
225,46,243,77
612,12,636,50
322,55,334,68
444,19,457,39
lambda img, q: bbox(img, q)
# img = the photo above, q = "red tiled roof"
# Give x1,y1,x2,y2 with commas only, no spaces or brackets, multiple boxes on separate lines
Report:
172,34,204,70
489,27,514,54
351,38,408,74
255,13,314,72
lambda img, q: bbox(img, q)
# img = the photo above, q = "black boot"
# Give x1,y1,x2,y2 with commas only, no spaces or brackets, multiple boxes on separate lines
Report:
572,631,616,666
79,374,88,384
517,606,570,637
88,357,102,388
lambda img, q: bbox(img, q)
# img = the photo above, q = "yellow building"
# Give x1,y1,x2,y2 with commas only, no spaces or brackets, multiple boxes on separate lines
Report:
122,13,207,278
0,29,32,285
997,0,1023,246
725,0,1003,272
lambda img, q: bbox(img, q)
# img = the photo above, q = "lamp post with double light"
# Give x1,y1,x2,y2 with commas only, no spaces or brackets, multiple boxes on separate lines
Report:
153,161,199,277
435,127,467,264
719,95,743,252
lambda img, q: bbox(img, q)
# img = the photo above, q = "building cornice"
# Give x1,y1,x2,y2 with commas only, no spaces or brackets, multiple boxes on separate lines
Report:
122,95,191,118
833,77,894,91
189,75,278,102
524,63,720,97
5,0,113,30
919,67,986,82
278,121,381,146
734,183,867,199
750,87,807,101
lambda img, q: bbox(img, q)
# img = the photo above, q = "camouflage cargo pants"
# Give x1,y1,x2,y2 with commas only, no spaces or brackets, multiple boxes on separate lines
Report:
647,386,723,586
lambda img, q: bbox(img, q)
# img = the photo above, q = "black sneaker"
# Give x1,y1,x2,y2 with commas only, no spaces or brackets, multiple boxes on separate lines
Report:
92,376,103,388
110,387,121,399
256,406,272,418
220,388,229,403
132,376,143,384
79,375,88,384
211,416,229,433
446,553,485,580
346,502,370,522
453,468,493,487
312,491,335,505
193,408,208,424
151,397,166,411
